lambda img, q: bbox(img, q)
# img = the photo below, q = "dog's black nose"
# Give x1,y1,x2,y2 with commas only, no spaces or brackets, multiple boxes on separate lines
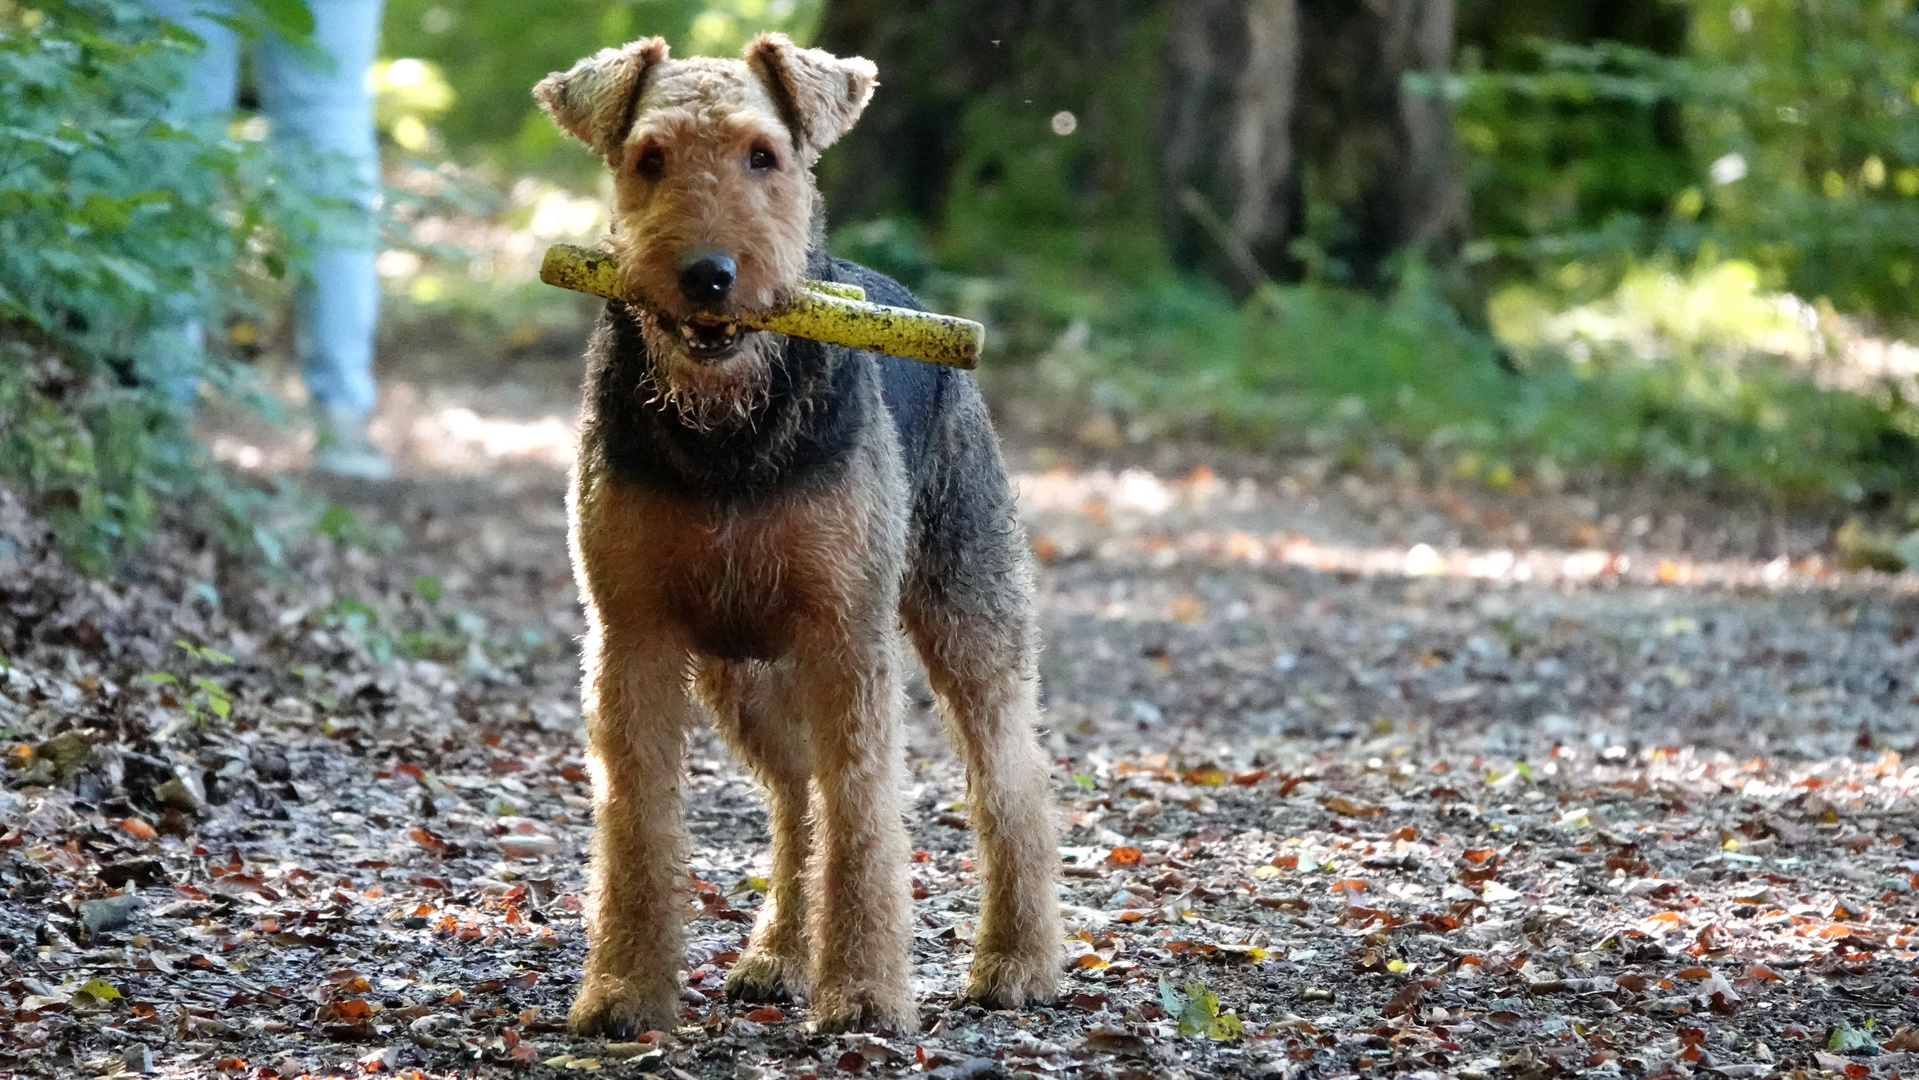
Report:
677,252,737,306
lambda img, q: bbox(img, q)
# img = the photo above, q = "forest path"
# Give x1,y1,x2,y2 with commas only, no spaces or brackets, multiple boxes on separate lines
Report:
4,371,1919,1078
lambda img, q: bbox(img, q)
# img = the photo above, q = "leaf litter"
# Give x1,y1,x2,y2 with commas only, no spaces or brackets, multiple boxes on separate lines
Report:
5,378,1919,1078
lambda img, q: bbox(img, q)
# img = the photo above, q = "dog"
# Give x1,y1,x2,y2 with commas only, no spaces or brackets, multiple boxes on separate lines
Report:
533,33,1062,1036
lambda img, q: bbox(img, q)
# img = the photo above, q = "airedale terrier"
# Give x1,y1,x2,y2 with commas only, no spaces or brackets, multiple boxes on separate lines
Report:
533,34,1062,1036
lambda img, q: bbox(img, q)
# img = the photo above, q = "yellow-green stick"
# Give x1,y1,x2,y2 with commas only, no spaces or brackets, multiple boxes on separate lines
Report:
539,244,983,370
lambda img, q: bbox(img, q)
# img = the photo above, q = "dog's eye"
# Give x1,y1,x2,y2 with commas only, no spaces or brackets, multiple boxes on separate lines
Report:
747,143,778,172
636,146,665,179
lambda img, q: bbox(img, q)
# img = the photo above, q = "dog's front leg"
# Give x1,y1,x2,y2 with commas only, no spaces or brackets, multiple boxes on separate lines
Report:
797,625,915,1033
569,627,695,1038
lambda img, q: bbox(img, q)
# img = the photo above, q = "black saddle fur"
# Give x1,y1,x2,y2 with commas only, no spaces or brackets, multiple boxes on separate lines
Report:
580,251,951,505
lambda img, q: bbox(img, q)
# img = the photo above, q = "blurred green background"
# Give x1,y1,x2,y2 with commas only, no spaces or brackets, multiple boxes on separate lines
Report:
9,0,1919,567
371,0,1919,502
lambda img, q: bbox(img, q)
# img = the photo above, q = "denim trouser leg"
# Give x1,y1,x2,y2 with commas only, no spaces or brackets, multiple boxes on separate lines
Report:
259,0,385,419
145,0,242,118
142,0,384,419
142,0,240,404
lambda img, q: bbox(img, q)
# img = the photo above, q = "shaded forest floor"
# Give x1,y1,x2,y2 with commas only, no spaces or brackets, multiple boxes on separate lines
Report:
6,357,1919,1080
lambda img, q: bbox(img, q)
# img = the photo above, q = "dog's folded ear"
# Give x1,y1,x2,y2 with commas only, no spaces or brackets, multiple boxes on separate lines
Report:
745,33,877,156
534,37,670,159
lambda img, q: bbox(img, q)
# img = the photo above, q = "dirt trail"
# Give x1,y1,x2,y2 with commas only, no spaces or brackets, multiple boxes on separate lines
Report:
5,372,1919,1079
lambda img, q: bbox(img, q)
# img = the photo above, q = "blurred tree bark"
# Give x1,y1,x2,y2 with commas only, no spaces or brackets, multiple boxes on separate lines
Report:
816,0,1493,298
1161,0,1466,293
812,0,1160,225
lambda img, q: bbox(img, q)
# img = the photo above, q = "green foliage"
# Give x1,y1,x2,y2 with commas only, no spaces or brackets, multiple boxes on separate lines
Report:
1688,0,1919,318
1158,975,1241,1040
852,0,1919,509
1828,1017,1875,1052
1456,0,1919,323
1450,38,1698,265
0,0,321,571
1489,259,1919,501
308,586,491,667
144,639,236,726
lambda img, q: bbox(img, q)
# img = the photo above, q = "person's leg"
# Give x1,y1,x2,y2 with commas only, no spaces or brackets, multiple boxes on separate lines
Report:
141,0,241,406
145,0,242,121
258,0,390,477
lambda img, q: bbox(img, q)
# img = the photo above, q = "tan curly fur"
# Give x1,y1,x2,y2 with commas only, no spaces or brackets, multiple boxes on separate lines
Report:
537,33,1061,1038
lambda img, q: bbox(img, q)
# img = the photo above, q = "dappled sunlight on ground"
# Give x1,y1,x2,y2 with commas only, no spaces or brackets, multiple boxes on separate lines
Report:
378,404,575,474
18,377,1919,1078
1017,464,1912,594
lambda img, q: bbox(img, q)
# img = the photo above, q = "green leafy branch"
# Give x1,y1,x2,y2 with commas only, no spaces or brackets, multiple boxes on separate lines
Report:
1158,974,1242,1040
143,639,234,724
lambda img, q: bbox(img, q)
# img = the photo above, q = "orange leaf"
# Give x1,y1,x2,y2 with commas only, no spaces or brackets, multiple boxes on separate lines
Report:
1330,878,1370,893
1745,964,1782,982
1322,795,1384,817
744,1006,784,1023
1273,854,1299,870
1676,967,1710,979
1107,847,1143,866
1383,982,1422,1018
1462,849,1496,865
1883,1026,1919,1052
1170,594,1205,623
119,817,157,839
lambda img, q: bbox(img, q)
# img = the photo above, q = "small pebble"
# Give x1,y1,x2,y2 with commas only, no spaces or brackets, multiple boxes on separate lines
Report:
499,834,560,859
80,893,137,936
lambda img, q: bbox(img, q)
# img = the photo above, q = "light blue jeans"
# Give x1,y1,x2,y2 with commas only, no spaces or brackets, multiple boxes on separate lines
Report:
147,0,385,417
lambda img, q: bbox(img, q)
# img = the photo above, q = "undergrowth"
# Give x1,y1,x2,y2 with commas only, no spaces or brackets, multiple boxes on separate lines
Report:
839,219,1919,509
0,0,323,573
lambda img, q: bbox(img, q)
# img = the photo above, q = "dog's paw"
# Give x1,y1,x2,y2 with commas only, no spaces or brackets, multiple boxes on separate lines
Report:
808,984,916,1035
567,973,678,1039
724,949,810,1003
963,950,1059,1010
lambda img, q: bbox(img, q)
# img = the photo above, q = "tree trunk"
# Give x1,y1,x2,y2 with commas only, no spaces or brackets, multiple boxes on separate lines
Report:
812,0,1159,227
1162,0,1466,292
816,0,1467,296
810,0,1015,223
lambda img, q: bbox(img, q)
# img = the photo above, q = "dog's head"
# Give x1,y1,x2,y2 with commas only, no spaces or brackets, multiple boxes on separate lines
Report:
536,35,875,424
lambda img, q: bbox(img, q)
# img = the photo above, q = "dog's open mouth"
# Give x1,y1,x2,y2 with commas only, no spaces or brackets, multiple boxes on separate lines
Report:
674,316,743,361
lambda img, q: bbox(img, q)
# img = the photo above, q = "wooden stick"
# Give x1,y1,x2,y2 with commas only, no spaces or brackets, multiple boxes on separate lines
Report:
539,244,983,370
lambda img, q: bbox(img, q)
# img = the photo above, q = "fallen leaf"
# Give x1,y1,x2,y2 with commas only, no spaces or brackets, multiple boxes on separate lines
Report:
1322,796,1384,817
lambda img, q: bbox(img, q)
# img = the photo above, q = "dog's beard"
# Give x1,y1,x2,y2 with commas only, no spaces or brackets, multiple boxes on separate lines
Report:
636,310,776,432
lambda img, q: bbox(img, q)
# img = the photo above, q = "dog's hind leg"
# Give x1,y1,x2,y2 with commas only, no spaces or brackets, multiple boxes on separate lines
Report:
904,394,1062,1008
695,659,816,1002
568,623,699,1038
906,599,1063,1007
